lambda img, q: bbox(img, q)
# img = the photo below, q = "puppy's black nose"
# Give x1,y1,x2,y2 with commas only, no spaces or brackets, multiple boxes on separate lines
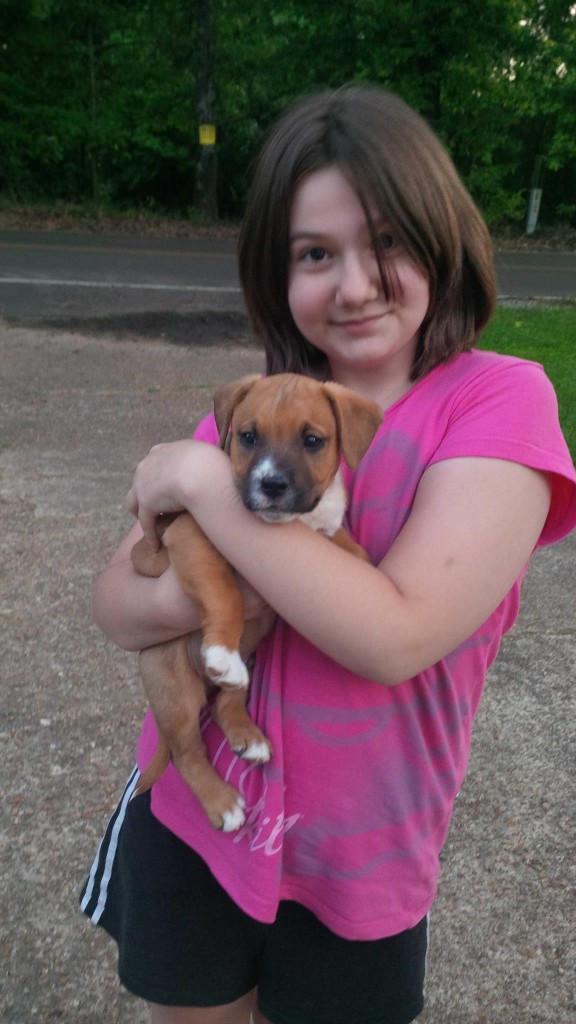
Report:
260,472,289,498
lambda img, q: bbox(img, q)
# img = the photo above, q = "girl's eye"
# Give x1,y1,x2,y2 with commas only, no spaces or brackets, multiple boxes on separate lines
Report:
374,232,395,253
239,430,257,447
303,434,325,451
302,246,328,263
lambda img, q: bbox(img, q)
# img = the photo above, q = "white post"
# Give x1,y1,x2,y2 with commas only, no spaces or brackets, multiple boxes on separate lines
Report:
526,188,543,235
525,155,543,236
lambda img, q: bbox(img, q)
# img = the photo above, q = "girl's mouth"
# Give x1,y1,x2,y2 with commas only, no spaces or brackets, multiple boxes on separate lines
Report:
332,313,385,334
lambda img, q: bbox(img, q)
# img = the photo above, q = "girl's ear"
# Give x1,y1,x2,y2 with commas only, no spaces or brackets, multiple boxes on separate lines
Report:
213,375,262,449
321,382,383,468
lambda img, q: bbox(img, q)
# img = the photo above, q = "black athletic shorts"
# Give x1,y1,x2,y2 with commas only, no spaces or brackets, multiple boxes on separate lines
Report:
80,769,428,1024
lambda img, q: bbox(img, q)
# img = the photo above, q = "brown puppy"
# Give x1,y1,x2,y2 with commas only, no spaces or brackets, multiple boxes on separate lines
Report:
131,373,383,831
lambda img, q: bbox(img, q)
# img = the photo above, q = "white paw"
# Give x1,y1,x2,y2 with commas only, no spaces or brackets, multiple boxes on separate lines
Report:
221,798,246,832
239,740,272,763
202,645,249,688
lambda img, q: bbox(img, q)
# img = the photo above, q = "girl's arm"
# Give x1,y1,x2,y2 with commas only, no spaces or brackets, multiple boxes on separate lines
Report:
126,440,551,684
92,519,270,652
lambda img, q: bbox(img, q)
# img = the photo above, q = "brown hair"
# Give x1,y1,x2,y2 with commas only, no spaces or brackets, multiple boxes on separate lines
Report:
238,85,496,380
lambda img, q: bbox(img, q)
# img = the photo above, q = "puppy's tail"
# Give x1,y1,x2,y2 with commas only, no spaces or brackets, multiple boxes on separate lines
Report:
132,738,171,797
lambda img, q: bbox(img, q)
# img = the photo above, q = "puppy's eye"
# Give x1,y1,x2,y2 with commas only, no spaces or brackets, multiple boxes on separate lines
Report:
239,430,257,447
303,434,325,451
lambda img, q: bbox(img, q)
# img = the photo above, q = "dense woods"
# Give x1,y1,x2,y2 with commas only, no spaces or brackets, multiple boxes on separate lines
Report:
0,0,574,227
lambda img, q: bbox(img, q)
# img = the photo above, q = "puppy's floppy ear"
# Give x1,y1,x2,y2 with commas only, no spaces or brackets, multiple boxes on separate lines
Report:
213,374,262,450
321,383,383,469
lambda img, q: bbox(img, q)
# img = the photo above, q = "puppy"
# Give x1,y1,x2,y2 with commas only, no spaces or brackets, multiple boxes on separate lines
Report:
131,373,382,831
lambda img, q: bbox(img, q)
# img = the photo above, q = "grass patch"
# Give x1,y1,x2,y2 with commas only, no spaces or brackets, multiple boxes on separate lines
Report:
479,304,576,457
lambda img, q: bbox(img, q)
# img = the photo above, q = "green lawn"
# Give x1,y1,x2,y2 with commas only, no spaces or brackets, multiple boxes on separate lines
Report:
479,304,576,458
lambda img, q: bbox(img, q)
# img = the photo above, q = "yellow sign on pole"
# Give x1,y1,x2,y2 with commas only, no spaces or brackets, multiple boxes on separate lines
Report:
199,124,216,146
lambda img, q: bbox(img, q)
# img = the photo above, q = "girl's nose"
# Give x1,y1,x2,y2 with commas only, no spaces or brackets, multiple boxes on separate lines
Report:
335,252,380,307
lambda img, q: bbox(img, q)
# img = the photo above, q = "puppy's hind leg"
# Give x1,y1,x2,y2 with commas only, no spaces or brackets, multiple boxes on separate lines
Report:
136,636,246,831
134,636,204,796
212,688,272,764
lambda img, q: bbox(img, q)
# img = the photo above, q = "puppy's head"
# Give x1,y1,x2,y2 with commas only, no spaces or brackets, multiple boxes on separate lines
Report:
213,374,382,521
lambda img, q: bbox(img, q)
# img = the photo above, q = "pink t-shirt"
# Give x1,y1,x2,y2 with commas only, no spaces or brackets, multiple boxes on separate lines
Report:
137,350,576,940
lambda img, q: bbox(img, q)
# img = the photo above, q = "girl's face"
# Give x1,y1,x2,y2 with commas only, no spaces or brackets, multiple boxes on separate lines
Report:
287,166,430,404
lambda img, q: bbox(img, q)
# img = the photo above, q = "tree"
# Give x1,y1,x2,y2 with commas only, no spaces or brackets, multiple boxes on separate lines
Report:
511,1,576,222
0,0,574,225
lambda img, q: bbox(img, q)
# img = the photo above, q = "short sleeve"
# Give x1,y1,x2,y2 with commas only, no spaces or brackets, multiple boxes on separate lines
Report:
429,359,576,546
192,412,220,445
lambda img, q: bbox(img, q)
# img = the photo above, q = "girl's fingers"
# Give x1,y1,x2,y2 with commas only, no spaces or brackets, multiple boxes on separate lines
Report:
140,512,161,553
124,488,161,552
125,484,138,518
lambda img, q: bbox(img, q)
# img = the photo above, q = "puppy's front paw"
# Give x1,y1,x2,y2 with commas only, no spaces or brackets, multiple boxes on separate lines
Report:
202,645,249,689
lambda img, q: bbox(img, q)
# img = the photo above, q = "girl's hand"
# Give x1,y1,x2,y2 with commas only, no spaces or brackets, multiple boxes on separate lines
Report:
125,439,220,551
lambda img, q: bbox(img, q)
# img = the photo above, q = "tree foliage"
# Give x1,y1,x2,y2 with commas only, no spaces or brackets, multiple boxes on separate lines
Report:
0,0,574,226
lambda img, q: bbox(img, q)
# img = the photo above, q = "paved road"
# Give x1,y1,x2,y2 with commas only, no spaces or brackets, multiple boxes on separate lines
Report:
494,248,576,301
0,231,240,319
0,229,574,321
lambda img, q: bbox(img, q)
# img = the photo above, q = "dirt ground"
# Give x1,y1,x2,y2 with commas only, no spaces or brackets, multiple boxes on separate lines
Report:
1,320,574,1023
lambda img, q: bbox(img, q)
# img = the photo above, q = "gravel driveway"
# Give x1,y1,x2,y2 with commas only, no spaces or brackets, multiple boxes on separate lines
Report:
1,321,574,1023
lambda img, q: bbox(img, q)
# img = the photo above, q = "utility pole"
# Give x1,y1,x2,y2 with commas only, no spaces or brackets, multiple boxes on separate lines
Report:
194,0,218,220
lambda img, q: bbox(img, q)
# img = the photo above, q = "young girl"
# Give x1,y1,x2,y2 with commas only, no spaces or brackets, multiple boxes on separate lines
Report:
81,86,576,1024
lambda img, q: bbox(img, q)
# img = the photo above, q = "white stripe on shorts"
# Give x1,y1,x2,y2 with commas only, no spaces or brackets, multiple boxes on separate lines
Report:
81,766,140,923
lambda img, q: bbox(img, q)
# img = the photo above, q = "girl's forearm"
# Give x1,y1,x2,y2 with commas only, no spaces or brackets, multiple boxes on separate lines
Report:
186,495,413,684
172,451,549,685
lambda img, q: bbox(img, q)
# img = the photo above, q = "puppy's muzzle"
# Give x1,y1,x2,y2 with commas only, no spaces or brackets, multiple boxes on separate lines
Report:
242,457,320,521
